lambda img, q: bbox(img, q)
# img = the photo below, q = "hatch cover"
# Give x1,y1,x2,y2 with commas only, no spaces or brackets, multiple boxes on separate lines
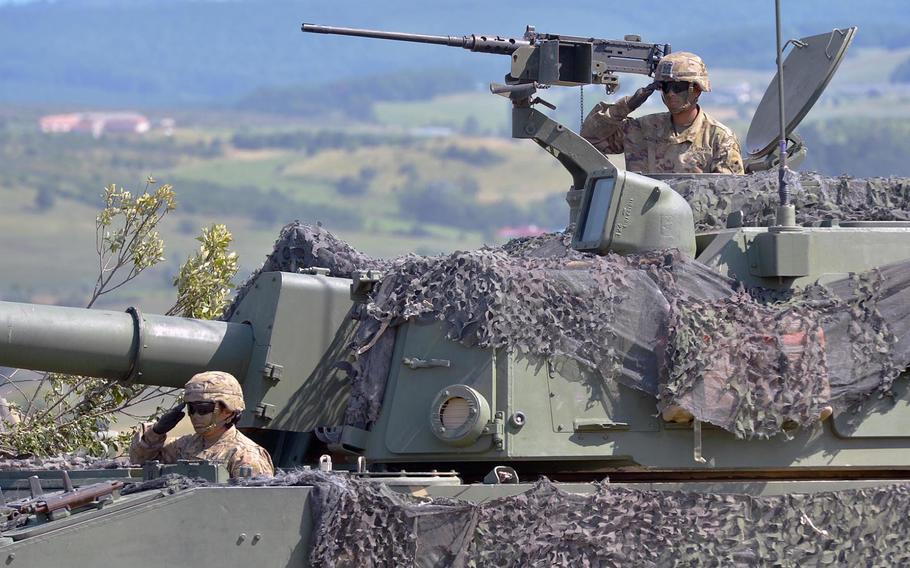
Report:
745,27,856,159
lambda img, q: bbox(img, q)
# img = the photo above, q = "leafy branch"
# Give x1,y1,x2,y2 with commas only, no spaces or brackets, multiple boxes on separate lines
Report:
1,179,238,458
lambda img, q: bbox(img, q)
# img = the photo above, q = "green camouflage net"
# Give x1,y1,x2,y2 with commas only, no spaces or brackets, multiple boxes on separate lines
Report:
236,223,910,439
236,470,910,568
665,170,910,231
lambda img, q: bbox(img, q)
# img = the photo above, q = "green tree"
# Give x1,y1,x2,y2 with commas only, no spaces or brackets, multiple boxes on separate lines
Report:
168,223,239,320
0,179,239,458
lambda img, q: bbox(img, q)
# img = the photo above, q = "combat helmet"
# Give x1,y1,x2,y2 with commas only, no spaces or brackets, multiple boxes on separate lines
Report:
183,371,245,412
654,51,711,92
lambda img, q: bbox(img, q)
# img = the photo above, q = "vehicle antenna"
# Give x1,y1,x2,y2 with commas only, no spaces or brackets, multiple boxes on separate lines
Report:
774,0,796,226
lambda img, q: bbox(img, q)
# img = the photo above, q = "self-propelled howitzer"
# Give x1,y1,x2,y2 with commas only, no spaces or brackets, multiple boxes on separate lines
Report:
2,20,910,568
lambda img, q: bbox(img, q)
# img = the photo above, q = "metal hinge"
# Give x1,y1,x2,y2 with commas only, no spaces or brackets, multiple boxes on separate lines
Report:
262,363,283,383
255,403,276,421
483,412,506,450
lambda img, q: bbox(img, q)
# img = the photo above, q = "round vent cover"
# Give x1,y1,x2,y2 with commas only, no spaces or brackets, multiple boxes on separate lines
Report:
429,385,491,446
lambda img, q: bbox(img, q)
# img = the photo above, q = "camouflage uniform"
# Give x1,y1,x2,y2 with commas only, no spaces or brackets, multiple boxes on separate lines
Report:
581,50,744,175
129,371,274,477
581,101,744,174
130,423,274,478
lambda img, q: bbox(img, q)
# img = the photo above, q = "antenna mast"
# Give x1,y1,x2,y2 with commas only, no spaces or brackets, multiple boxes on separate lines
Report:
774,0,796,226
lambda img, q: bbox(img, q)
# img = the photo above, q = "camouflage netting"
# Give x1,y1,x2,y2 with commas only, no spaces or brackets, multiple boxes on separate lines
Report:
0,456,131,470
665,170,910,231
230,220,910,439
127,470,910,567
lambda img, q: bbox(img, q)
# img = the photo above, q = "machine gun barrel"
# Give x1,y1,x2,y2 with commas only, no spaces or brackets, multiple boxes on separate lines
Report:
0,301,253,388
302,23,529,54
302,22,669,89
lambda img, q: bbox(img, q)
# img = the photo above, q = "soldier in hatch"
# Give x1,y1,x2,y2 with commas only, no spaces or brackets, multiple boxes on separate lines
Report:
130,371,274,478
581,51,744,175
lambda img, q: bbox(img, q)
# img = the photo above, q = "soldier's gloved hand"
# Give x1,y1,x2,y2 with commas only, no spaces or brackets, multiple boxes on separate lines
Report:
151,402,185,435
626,81,658,112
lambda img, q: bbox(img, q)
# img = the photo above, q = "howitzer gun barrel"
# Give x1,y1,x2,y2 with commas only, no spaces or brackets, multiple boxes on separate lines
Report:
0,301,253,388
302,23,529,54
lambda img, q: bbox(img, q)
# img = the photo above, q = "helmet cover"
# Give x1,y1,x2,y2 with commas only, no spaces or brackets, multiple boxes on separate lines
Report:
655,51,711,92
183,371,245,412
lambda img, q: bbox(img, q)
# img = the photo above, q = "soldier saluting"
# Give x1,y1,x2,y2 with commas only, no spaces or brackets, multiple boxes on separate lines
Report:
130,371,274,478
581,51,744,175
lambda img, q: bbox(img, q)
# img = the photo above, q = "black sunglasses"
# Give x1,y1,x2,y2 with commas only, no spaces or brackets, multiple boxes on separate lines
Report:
187,401,218,416
660,81,692,95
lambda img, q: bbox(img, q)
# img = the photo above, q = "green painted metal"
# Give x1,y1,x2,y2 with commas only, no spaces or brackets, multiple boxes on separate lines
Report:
0,301,253,387
696,226,910,289
227,272,353,433
0,270,353,439
574,169,697,257
363,320,910,472
0,487,313,568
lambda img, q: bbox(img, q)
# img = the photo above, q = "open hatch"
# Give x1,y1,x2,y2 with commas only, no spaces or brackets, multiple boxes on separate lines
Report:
743,26,857,172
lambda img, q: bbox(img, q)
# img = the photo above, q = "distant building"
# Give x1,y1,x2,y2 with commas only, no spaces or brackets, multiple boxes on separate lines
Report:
39,112,151,137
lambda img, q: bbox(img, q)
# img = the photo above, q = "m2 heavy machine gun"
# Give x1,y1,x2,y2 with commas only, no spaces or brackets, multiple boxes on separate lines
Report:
1,21,910,568
302,23,675,229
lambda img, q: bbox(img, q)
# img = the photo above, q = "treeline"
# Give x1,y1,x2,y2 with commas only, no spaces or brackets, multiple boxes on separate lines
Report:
0,128,222,209
235,69,477,120
233,129,506,168
168,178,363,230
799,117,910,178
231,129,412,153
396,182,566,233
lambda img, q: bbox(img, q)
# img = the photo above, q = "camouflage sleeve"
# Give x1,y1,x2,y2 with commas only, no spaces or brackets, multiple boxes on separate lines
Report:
710,127,745,174
228,444,275,478
580,97,636,155
128,423,183,465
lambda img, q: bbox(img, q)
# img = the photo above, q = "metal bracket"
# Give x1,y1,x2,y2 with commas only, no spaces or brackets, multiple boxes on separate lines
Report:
316,425,370,455
255,403,276,421
402,357,451,370
824,28,847,59
298,267,331,276
350,270,384,303
261,363,283,383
